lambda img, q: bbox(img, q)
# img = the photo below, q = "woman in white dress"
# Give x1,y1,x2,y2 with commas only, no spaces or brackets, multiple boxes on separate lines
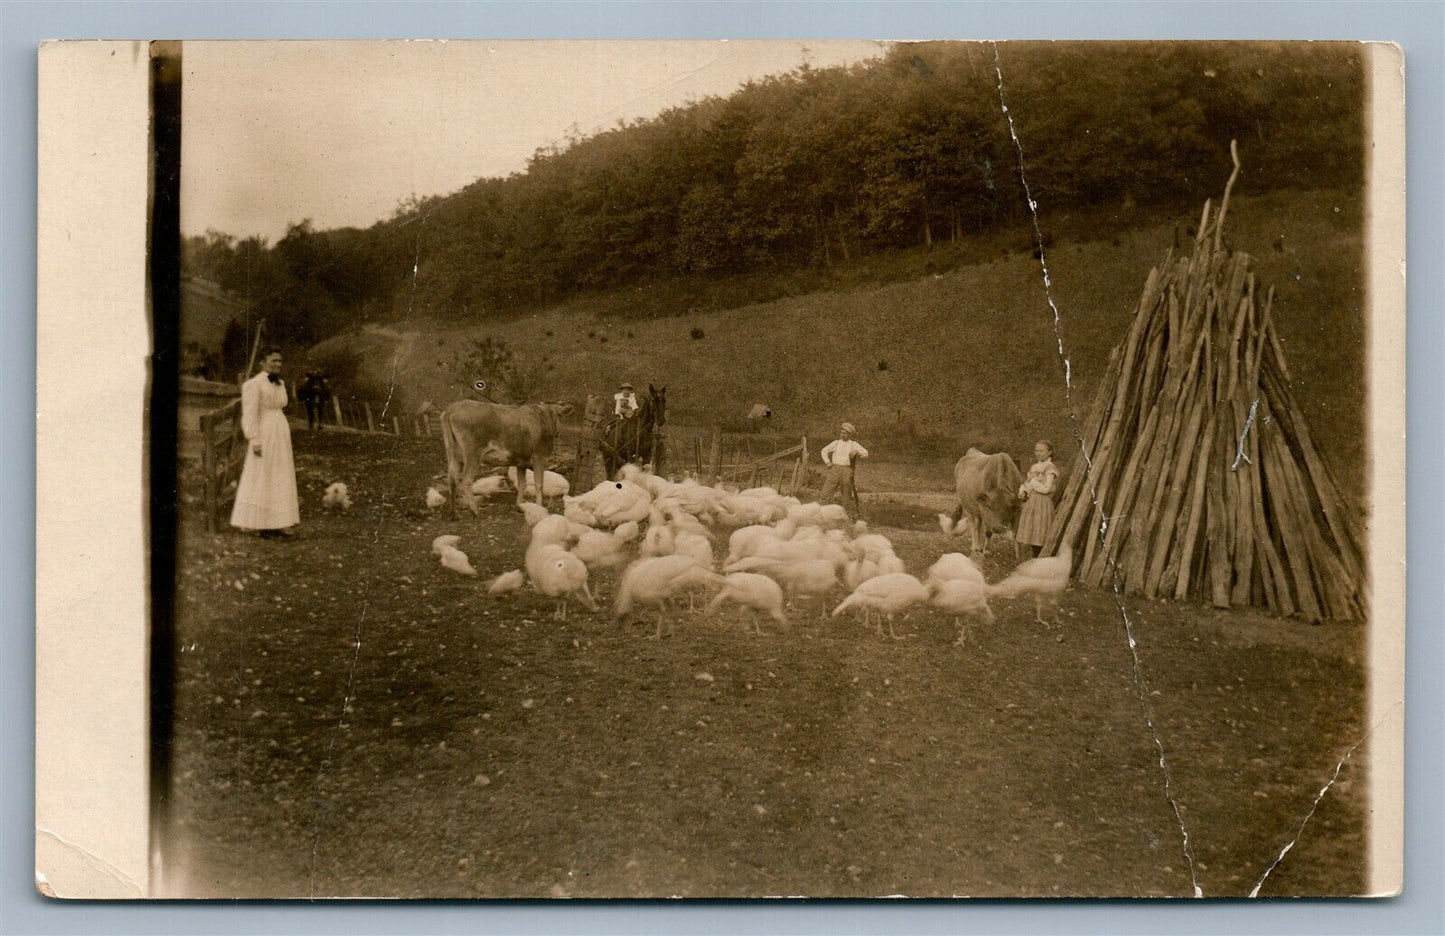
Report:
230,348,300,538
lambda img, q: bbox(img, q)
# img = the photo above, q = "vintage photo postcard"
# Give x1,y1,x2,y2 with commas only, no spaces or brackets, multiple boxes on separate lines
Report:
36,39,1405,898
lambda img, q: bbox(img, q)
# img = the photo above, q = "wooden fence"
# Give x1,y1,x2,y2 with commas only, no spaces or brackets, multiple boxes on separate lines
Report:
326,398,448,439
572,414,810,494
198,398,246,533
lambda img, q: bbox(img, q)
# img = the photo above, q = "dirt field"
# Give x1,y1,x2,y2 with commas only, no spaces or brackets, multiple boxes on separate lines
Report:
165,429,1368,898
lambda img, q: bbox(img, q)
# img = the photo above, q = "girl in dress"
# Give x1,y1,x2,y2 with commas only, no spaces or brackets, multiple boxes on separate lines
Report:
230,348,301,538
1016,440,1059,558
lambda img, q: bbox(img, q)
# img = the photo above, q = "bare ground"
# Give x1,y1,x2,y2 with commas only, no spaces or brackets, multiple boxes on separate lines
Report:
164,430,1368,898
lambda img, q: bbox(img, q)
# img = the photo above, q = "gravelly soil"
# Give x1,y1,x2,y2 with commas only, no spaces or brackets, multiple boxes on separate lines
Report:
163,430,1368,898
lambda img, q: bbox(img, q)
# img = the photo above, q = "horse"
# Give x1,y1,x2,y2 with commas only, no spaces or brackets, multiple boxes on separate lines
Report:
598,383,666,479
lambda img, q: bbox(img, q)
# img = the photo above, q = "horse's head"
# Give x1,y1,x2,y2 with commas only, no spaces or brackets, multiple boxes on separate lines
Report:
648,383,667,428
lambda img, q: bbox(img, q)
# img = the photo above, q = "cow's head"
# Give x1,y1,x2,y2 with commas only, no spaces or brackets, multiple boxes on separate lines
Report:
545,401,575,417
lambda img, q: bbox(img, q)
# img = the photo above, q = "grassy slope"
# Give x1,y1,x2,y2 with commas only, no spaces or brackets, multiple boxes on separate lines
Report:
312,189,1365,503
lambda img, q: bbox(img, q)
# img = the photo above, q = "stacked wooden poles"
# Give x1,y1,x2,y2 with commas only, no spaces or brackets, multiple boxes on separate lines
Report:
1042,145,1365,622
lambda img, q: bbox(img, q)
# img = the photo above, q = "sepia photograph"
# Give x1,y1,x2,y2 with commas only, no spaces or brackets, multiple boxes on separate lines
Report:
38,37,1406,900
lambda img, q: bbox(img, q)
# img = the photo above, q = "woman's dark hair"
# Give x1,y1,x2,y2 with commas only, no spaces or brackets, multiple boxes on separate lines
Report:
259,347,284,361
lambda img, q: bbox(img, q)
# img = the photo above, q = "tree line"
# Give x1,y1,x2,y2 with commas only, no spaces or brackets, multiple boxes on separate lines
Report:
183,41,1364,347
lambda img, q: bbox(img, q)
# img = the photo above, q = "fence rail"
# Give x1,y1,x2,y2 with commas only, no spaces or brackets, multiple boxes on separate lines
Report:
198,397,245,533
569,416,810,495
319,398,451,439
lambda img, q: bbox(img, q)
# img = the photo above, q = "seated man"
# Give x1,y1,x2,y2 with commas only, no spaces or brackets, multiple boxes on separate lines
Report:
613,382,639,418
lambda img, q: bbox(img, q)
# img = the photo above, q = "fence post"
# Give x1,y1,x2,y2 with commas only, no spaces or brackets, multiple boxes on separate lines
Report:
393,416,401,435
707,428,723,486
792,436,806,495
200,410,218,534
363,402,375,432
332,398,343,427
573,394,604,491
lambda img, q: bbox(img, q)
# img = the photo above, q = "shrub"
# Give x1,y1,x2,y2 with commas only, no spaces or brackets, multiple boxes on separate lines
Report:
690,327,705,340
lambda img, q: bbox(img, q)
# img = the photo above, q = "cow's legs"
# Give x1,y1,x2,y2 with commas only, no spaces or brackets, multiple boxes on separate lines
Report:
460,444,480,515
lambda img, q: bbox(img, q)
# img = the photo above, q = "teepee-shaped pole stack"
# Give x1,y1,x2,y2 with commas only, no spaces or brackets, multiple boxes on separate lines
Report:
1042,142,1366,622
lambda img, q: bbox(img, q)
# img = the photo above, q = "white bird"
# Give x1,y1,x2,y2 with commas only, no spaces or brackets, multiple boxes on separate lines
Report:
672,530,717,571
431,534,462,556
849,533,897,563
640,521,676,558
620,463,673,499
508,467,570,499
988,545,1073,626
705,572,788,636
487,569,525,595
573,520,641,572
831,573,930,640
614,555,724,639
426,487,447,509
438,546,477,576
519,502,551,528
732,536,833,569
566,479,652,528
472,475,509,497
525,543,597,620
726,524,782,566
845,557,881,592
928,578,995,646
925,552,986,588
876,551,907,576
530,514,587,550
664,507,713,540
728,556,838,619
322,482,351,510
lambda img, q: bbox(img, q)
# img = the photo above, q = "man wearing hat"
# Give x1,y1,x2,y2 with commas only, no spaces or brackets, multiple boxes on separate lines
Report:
819,422,868,515
613,382,640,418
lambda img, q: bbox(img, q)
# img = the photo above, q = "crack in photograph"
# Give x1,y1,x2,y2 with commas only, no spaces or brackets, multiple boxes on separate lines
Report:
147,39,1397,898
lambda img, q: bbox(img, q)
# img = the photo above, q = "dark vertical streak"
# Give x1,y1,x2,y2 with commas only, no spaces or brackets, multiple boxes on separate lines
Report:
148,40,183,889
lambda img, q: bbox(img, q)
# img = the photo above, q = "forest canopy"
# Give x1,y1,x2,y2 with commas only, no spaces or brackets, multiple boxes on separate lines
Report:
183,42,1364,348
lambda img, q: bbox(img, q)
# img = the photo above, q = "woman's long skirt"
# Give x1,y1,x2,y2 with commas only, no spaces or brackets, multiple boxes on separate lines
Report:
230,411,300,530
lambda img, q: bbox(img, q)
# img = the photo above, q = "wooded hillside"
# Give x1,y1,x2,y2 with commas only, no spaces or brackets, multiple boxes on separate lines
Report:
183,42,1364,359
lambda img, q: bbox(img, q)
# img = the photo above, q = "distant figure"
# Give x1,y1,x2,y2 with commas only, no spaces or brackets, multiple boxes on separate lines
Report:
230,348,300,539
1015,440,1059,558
613,382,639,418
297,372,333,432
819,422,867,517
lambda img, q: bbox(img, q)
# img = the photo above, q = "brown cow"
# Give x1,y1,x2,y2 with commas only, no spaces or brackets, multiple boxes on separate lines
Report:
440,400,573,515
945,448,1024,555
